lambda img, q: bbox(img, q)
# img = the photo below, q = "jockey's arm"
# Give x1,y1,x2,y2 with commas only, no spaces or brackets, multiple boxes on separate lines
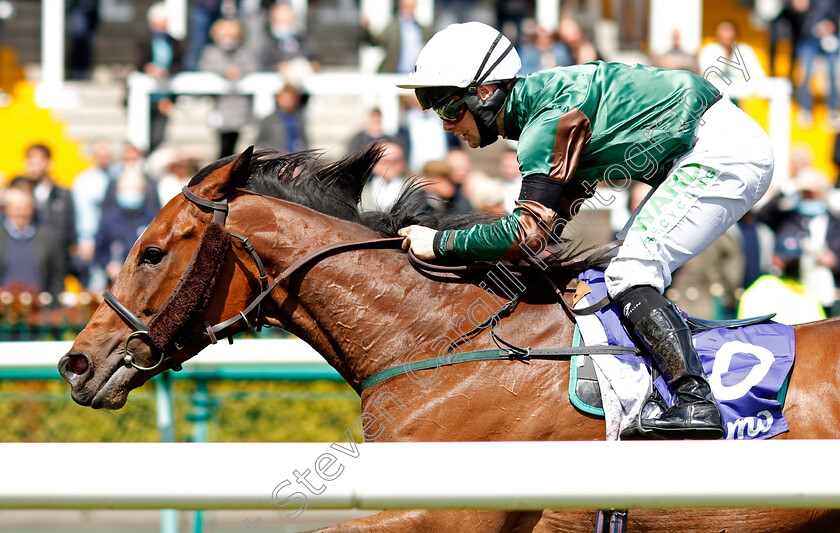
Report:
436,179,597,260
401,107,593,261
400,178,596,261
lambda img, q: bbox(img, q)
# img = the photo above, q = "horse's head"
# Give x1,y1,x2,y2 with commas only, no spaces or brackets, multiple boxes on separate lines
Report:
58,148,258,409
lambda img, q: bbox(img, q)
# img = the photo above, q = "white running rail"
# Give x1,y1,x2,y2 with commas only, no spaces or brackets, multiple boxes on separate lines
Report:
1,440,838,510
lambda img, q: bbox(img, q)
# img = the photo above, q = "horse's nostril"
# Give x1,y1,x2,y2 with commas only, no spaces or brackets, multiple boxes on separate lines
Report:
68,354,89,375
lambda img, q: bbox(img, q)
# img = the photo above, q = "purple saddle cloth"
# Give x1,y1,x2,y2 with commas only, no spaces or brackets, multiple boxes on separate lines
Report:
579,269,795,440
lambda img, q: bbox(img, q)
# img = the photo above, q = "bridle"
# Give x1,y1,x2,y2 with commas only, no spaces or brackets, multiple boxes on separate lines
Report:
102,184,621,376
103,185,403,373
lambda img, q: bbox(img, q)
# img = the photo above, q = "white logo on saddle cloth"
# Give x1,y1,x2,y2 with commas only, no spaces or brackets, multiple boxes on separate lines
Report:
726,410,774,440
707,340,775,401
575,267,794,441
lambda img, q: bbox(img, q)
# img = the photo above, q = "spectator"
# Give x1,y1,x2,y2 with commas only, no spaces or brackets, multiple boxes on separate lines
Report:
499,146,522,214
767,0,805,80
261,2,320,80
184,0,223,72
12,144,77,284
445,148,472,190
255,83,309,153
360,141,408,211
519,25,574,75
157,150,200,205
0,185,66,297
347,108,389,155
401,93,449,173
199,17,258,158
699,20,766,98
421,159,473,215
137,2,184,154
361,0,433,73
72,140,119,290
95,163,162,285
833,131,840,186
238,0,273,56
791,0,840,129
67,0,100,80
656,29,698,72
795,173,840,315
436,0,478,30
758,169,840,315
732,209,776,290
738,229,827,324
557,18,601,64
461,170,505,214
156,149,200,205
495,0,528,48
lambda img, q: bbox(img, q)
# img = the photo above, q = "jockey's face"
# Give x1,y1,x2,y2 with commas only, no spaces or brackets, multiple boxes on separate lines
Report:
440,84,499,149
443,107,481,148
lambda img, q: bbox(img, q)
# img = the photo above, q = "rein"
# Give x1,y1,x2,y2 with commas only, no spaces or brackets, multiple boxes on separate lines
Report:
104,184,629,380
104,186,403,372
407,240,621,318
361,344,637,392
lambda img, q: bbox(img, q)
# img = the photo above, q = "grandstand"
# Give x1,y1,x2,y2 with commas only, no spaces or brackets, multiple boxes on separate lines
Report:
1,0,826,177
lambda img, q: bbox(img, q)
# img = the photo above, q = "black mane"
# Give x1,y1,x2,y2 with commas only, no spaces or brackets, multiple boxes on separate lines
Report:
191,144,494,236
189,145,589,265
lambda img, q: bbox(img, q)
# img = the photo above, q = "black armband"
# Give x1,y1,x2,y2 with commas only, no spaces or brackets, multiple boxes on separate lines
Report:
432,231,445,259
518,173,565,210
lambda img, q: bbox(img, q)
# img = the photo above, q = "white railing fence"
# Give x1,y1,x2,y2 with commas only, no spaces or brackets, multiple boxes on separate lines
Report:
1,440,839,510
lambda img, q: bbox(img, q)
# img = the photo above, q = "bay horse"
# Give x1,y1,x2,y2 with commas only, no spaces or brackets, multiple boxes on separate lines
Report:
59,146,840,532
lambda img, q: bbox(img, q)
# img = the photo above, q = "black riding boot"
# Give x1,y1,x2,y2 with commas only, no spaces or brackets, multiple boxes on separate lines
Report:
614,286,724,440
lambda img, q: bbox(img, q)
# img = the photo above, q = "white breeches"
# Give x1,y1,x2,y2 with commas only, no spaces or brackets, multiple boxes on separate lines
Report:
605,97,775,298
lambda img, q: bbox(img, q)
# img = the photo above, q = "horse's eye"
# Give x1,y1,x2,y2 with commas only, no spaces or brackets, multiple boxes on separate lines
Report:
140,247,165,265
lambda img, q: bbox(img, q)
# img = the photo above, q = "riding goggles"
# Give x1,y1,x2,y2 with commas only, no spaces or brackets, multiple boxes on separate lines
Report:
416,85,459,110
416,86,468,120
433,94,468,121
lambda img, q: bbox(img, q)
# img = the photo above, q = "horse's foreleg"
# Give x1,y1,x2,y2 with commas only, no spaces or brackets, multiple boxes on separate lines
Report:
307,509,541,533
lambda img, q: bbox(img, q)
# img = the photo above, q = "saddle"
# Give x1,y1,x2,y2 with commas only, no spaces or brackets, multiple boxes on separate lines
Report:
569,268,795,446
571,308,776,413
402,243,793,442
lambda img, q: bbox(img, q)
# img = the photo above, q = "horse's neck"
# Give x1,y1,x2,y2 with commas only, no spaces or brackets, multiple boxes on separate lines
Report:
235,195,575,392
228,196,468,388
275,239,487,391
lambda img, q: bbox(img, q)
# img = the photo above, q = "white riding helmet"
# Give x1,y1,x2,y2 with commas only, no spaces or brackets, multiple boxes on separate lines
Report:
398,21,521,91
399,22,520,147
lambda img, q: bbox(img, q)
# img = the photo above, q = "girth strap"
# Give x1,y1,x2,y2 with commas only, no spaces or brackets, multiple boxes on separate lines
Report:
595,510,627,533
361,344,639,392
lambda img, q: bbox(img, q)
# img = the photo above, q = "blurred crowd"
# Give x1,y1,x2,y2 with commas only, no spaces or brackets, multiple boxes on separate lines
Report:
627,141,840,325
1,0,840,326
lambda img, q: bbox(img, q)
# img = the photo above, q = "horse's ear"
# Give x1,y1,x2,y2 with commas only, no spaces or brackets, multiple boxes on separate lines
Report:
192,146,254,200
230,145,254,187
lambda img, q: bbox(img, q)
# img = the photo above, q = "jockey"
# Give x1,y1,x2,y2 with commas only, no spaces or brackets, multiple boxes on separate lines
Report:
397,22,774,440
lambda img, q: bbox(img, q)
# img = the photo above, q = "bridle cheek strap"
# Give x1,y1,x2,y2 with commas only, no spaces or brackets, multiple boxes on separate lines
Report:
145,221,230,351
104,221,230,354
104,184,404,371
